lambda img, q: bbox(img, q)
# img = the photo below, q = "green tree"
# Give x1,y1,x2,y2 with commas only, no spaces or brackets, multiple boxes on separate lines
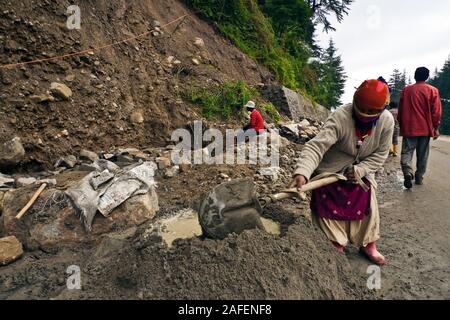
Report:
430,56,450,135
185,0,352,109
389,69,407,103
260,0,314,44
317,39,347,109
305,0,354,32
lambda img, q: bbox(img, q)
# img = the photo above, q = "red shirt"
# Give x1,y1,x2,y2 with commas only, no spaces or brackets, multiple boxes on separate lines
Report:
398,82,442,137
249,109,265,133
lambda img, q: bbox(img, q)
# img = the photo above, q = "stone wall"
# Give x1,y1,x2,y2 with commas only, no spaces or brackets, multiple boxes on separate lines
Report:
259,84,330,122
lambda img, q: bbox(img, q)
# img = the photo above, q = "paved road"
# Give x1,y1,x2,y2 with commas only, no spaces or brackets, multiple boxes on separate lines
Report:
349,136,450,299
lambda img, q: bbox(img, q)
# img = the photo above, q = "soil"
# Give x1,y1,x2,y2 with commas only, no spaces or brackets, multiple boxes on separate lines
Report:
0,0,272,171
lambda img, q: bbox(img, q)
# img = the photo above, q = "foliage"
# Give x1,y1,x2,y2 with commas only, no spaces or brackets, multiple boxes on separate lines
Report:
314,39,347,108
184,81,258,120
305,0,354,32
389,69,408,103
261,102,281,123
184,0,352,109
430,56,450,135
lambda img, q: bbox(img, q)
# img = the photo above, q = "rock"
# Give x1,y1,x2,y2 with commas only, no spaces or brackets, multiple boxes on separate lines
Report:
94,159,120,173
167,56,175,64
65,74,76,82
130,111,144,124
61,129,69,137
80,149,99,162
194,37,205,48
118,148,149,161
77,163,99,172
260,84,330,122
281,124,300,136
0,191,4,213
192,58,200,66
303,127,316,139
30,94,55,103
220,173,230,179
49,82,72,100
258,167,281,182
179,161,191,173
116,190,159,224
16,177,37,187
0,137,25,169
54,155,77,168
152,20,161,28
115,154,135,164
0,173,15,190
37,178,57,186
164,166,179,178
0,236,23,266
298,119,311,128
155,157,171,170
280,136,291,148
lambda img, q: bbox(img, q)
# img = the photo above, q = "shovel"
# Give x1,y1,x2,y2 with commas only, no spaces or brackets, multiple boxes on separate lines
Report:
198,175,343,239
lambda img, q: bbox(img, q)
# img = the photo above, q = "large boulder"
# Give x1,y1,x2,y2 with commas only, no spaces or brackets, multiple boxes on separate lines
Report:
1,186,158,247
0,137,25,169
260,84,330,122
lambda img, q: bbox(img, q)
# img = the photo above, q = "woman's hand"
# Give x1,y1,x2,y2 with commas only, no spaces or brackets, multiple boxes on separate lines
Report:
344,166,358,184
289,175,307,190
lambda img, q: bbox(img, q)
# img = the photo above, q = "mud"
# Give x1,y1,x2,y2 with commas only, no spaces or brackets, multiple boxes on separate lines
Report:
0,204,374,300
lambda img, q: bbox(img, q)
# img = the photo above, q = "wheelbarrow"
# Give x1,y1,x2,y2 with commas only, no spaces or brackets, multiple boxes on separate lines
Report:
198,175,344,240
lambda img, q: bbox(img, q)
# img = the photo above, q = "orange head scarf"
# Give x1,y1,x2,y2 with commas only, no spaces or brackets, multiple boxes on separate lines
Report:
354,79,390,112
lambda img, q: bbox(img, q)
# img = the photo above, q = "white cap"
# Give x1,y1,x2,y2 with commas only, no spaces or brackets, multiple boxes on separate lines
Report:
244,101,256,109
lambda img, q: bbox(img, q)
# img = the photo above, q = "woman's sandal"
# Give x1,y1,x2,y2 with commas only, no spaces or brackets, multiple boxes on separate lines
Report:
360,242,386,266
331,241,345,253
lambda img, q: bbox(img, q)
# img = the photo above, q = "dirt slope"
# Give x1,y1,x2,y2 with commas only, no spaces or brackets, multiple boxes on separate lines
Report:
0,0,271,170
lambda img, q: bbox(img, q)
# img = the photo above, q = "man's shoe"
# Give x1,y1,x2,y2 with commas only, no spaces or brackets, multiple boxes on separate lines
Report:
404,174,413,189
415,176,423,185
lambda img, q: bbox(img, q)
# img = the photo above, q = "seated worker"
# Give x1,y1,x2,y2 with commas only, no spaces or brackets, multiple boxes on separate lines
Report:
243,101,265,134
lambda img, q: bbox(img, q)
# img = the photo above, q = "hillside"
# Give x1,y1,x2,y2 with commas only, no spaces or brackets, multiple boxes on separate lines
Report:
0,0,272,170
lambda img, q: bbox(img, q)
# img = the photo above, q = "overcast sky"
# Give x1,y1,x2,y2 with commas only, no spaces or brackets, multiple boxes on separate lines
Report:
316,0,450,104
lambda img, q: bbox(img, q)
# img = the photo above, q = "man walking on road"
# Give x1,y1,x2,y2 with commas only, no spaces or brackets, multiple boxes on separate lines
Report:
398,67,442,189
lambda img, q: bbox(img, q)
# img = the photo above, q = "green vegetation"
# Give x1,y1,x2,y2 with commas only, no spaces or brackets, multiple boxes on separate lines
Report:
389,69,410,103
260,102,281,123
183,81,257,120
184,0,350,109
431,56,450,135
184,81,282,122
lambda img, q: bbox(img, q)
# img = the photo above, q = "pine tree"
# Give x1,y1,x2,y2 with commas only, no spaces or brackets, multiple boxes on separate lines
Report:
319,39,347,109
305,0,354,32
430,56,450,134
389,69,407,103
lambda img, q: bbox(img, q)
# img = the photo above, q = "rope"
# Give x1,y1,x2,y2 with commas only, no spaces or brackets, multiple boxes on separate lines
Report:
0,13,190,70
347,76,449,103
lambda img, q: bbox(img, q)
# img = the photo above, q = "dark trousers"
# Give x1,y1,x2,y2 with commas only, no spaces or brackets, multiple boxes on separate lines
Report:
401,137,431,178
